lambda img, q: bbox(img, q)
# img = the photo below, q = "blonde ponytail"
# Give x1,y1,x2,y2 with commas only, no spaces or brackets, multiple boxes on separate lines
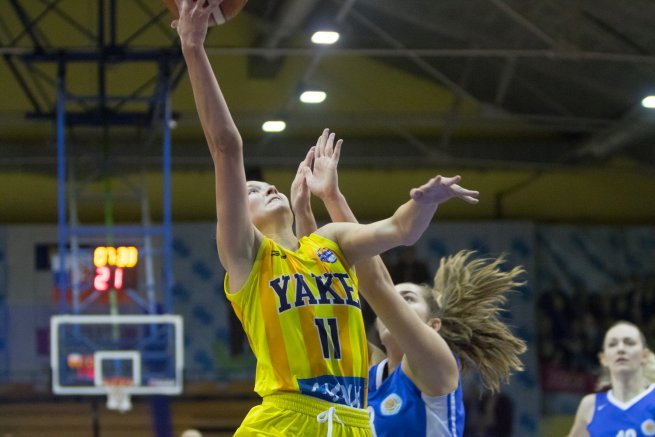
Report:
432,250,527,393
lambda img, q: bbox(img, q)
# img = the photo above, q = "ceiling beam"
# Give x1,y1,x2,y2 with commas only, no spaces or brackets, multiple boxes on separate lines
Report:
572,105,655,159
486,0,556,47
3,46,655,65
260,0,320,58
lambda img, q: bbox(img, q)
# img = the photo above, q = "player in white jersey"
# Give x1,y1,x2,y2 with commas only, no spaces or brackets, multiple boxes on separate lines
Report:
568,321,655,437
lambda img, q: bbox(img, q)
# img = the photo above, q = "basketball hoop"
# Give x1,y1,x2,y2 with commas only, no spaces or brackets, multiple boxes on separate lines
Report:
104,376,133,413
50,315,184,406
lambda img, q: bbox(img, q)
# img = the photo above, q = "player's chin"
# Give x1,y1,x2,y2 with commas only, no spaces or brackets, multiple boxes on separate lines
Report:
267,204,294,221
267,200,290,211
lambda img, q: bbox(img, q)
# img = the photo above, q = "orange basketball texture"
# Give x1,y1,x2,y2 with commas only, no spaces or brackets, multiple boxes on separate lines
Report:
162,0,247,26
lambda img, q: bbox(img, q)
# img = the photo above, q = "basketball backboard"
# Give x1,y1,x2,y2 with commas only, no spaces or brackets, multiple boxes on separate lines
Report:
50,314,183,406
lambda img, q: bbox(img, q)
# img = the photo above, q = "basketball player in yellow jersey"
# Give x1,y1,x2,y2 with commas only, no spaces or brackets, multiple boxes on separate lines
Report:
174,0,479,435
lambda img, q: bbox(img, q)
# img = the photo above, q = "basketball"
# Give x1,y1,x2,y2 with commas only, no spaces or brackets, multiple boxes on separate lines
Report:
162,0,247,27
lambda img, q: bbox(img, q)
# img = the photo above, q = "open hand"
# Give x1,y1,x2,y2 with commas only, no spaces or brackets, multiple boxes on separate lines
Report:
303,128,342,200
290,146,314,213
410,175,479,205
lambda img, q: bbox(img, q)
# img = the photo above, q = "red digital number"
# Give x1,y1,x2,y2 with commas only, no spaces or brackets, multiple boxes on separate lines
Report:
94,266,124,292
113,267,124,290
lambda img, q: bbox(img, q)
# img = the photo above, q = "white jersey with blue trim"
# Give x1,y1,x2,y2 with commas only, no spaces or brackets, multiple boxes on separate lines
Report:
367,358,465,437
588,384,655,437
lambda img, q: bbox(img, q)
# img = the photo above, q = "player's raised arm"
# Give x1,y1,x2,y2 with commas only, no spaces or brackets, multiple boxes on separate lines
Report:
317,174,478,266
175,0,258,286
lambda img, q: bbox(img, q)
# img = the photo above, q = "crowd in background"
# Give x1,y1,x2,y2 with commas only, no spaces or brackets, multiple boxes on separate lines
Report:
537,275,655,392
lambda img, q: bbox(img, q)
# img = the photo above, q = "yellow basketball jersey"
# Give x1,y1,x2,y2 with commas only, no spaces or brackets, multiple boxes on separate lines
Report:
225,233,368,409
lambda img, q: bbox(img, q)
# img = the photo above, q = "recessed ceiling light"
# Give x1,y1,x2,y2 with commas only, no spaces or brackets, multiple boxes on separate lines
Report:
311,31,340,45
642,95,655,109
262,120,286,132
300,91,326,104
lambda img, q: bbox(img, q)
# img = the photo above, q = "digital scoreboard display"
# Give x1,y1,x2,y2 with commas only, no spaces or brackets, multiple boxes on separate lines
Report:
93,246,138,292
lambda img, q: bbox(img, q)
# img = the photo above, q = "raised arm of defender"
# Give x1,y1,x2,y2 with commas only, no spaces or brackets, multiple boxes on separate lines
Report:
317,171,478,266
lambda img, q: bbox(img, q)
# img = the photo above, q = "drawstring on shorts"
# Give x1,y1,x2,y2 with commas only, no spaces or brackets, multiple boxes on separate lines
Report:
317,406,344,437
262,392,370,435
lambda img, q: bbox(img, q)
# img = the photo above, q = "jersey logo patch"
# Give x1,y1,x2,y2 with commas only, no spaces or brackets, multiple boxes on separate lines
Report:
642,419,655,436
380,393,403,416
316,247,337,263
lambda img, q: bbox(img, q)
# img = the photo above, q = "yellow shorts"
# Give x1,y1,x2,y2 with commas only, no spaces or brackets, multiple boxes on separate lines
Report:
234,392,372,437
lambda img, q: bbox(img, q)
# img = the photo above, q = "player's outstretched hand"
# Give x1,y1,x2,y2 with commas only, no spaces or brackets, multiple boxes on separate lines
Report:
291,146,315,213
173,0,221,39
304,128,342,200
409,175,479,205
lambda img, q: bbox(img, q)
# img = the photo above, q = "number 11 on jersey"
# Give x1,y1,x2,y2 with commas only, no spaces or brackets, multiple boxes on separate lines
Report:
314,317,342,359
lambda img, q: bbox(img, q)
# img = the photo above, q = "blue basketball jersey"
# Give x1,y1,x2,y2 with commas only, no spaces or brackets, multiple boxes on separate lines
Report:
368,358,465,437
587,384,655,437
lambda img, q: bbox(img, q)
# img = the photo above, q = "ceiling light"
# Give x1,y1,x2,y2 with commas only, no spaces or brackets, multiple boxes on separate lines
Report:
300,90,326,104
642,96,655,109
311,31,340,45
262,120,286,132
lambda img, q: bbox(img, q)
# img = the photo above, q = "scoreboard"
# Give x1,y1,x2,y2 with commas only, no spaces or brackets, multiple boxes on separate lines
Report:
93,246,138,292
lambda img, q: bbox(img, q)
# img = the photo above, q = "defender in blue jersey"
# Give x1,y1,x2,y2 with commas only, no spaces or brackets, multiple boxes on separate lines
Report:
363,261,526,437
290,131,525,437
569,321,655,437
368,357,465,437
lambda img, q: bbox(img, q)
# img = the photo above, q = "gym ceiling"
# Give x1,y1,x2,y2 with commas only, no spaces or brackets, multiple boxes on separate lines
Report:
0,0,654,223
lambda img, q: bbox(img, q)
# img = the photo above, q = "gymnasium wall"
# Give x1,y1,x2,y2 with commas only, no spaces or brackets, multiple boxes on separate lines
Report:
1,221,654,436
1,165,655,224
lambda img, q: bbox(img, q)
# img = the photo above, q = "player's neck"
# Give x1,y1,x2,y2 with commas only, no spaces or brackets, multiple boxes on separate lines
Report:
384,343,403,375
268,230,298,251
610,372,648,402
257,220,298,251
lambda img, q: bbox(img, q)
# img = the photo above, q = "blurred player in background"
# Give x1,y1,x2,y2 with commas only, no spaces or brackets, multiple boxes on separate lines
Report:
568,321,655,437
